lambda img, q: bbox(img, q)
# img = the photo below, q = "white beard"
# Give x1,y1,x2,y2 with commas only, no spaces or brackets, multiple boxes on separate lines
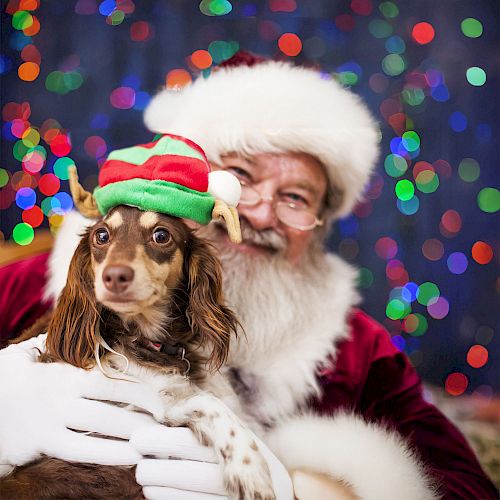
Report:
199,223,360,425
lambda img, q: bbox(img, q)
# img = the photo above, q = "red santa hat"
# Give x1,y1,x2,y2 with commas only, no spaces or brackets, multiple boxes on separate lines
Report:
144,52,380,218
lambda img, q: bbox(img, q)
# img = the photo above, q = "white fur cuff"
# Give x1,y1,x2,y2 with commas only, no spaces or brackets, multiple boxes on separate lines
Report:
266,414,438,500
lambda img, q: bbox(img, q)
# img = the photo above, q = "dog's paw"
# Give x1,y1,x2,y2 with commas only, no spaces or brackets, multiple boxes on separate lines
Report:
222,444,276,500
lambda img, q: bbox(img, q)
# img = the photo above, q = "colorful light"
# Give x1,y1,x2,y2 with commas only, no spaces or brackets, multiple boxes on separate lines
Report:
397,195,420,215
403,313,428,336
427,296,449,319
379,1,399,18
12,222,34,245
440,209,462,236
417,282,440,306
84,136,107,158
461,18,483,38
445,372,468,396
449,111,467,132
471,241,493,265
110,86,135,109
190,50,213,70
381,54,405,76
22,205,43,227
38,173,60,196
18,61,39,81
375,236,398,259
278,33,302,56
422,239,444,261
467,345,488,368
395,179,414,201
166,69,192,89
130,21,151,42
458,158,480,182
477,188,500,213
384,154,408,177
466,67,486,86
15,186,36,209
412,22,435,45
53,156,75,180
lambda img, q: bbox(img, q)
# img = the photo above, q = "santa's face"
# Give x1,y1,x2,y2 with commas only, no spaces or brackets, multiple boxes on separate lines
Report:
211,152,328,264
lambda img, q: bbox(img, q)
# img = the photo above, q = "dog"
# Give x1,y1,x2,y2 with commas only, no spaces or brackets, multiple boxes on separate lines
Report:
0,205,275,500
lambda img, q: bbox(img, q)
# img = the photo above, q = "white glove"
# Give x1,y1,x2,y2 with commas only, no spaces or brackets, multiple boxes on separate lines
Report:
0,334,163,477
131,423,294,500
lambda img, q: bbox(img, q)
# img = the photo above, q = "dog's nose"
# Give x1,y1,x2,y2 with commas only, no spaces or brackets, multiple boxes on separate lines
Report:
102,265,135,294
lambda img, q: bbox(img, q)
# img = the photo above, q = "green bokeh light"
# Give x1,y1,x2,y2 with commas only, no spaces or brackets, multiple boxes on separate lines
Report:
417,282,440,306
384,154,408,177
357,267,374,289
381,54,406,76
53,157,76,180
402,88,425,106
416,170,439,193
13,140,30,161
369,19,393,38
477,187,500,213
405,313,428,337
466,67,486,86
402,131,420,152
386,298,411,320
337,71,358,86
13,223,34,246
395,179,415,201
379,1,399,18
458,158,480,182
208,40,239,64
12,10,33,30
461,18,483,38
0,168,9,188
109,10,125,25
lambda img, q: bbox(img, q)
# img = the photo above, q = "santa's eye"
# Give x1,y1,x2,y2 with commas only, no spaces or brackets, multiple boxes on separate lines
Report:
95,228,110,245
153,228,171,244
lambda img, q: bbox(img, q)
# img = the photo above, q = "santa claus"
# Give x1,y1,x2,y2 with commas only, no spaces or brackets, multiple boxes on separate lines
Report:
0,52,496,499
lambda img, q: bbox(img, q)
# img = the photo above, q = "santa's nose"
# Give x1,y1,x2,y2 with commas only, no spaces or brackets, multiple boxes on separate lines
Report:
102,265,134,293
238,200,278,231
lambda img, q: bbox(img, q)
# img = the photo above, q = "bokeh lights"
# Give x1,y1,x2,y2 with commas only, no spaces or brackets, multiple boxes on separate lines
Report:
1,0,498,397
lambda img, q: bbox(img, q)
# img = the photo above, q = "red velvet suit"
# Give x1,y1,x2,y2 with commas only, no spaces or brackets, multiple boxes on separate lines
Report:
0,253,497,499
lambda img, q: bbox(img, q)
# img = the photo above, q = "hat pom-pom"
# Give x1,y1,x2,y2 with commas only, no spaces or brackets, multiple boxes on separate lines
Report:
208,171,241,207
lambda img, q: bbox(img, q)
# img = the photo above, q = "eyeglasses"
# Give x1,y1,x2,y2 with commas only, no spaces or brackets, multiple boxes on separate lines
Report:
238,181,323,231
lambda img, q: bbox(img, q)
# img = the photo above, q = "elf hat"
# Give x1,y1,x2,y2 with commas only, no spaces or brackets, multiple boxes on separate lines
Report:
144,51,380,219
68,133,242,243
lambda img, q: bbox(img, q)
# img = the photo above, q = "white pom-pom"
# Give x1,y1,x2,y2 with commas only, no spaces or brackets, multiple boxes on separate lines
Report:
208,171,242,207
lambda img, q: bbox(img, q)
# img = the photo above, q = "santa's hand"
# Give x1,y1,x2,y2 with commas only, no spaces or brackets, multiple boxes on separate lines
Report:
131,424,294,500
0,335,162,477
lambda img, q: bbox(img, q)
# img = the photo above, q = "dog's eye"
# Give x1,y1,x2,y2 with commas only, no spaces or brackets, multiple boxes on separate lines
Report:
95,228,110,245
153,228,171,244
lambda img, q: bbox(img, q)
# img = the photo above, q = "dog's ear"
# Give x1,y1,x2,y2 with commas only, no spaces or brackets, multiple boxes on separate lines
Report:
42,228,99,369
185,236,239,372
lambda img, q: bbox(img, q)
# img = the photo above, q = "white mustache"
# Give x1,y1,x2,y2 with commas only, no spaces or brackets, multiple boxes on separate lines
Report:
238,219,287,252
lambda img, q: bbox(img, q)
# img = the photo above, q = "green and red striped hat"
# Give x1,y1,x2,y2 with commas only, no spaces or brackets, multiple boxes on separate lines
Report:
93,133,240,225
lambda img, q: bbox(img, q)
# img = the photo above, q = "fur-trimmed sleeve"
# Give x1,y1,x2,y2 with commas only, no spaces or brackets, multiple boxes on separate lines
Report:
266,412,438,500
305,310,498,499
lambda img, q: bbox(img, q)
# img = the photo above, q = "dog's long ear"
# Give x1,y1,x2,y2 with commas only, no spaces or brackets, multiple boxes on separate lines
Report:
41,229,99,369
185,237,239,372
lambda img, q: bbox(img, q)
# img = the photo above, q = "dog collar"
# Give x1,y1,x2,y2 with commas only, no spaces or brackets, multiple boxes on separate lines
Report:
144,340,191,375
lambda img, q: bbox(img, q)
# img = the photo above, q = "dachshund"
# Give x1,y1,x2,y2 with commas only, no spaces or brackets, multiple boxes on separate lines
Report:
0,205,275,500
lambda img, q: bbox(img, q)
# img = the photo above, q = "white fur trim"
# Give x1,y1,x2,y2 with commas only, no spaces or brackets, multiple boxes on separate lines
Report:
43,210,95,303
222,253,360,425
144,61,380,217
266,414,439,500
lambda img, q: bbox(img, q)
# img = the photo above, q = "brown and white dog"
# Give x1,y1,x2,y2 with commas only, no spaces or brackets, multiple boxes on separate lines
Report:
0,205,275,500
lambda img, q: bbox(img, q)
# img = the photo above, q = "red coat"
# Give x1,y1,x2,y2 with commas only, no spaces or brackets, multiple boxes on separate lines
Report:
0,253,497,499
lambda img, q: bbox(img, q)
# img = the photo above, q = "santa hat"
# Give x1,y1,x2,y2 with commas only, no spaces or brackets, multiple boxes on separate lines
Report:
68,133,242,243
144,52,380,218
